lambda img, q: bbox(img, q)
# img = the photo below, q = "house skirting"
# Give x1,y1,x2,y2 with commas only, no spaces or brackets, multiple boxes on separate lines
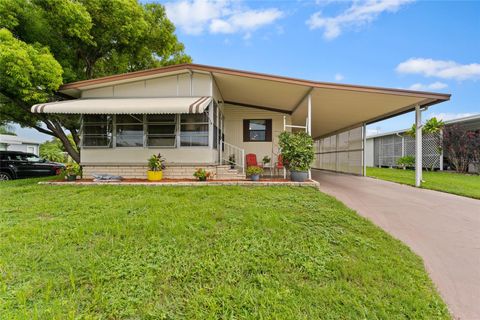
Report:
81,164,245,180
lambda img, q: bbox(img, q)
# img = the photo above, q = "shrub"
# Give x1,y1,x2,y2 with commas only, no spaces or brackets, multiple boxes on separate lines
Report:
278,131,314,172
397,155,415,168
246,166,263,176
63,162,81,177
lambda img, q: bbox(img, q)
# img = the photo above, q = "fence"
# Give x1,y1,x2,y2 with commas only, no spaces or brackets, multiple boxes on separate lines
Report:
313,126,364,175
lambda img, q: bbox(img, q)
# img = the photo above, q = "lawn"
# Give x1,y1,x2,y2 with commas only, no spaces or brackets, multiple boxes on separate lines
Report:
367,167,480,199
0,178,449,319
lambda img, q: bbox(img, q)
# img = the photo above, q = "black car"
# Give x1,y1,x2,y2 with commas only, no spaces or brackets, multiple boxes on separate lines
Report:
0,151,65,181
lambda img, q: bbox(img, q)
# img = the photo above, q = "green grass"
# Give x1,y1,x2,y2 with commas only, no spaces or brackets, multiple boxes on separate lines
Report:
0,179,449,319
367,167,480,199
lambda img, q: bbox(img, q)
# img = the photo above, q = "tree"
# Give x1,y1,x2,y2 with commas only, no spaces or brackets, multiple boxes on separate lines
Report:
442,125,480,173
0,0,191,163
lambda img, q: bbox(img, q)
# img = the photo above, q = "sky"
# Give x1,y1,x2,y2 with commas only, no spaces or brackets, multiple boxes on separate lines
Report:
14,0,480,141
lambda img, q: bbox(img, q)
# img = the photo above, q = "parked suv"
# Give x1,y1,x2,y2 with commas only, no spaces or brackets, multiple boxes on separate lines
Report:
0,151,65,181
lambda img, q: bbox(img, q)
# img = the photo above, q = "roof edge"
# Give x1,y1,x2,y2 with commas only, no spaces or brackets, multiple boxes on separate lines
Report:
59,63,451,101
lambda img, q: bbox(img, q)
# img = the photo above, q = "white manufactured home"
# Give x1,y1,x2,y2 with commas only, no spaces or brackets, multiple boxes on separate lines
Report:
32,64,450,181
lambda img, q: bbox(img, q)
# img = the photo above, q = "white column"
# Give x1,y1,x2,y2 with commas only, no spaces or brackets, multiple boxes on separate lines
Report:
415,105,423,187
362,123,367,176
307,94,312,179
439,128,444,171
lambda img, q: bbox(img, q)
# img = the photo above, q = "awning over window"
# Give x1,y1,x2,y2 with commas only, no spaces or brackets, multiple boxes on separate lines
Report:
31,97,212,114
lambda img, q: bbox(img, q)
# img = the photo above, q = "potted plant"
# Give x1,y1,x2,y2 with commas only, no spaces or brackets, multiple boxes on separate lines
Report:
262,155,271,166
147,153,166,181
64,162,81,181
228,154,236,169
278,131,314,182
193,168,213,181
246,166,263,181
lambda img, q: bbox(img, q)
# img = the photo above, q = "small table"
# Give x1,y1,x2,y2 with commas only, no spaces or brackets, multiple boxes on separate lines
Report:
262,164,274,177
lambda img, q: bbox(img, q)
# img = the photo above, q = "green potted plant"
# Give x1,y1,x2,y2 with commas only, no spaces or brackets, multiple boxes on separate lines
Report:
246,166,263,181
147,153,166,181
64,162,81,181
278,131,314,182
228,154,236,169
193,168,213,181
262,155,271,166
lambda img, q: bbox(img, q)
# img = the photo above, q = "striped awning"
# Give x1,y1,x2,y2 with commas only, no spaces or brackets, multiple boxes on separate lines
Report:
31,97,212,114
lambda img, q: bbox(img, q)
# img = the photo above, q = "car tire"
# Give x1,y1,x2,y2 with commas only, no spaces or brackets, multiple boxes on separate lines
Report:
0,172,12,181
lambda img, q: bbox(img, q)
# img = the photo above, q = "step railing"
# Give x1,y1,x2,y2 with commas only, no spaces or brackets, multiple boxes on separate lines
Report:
219,140,245,174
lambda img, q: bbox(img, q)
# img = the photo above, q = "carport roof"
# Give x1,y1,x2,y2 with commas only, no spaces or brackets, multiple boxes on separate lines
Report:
58,63,451,138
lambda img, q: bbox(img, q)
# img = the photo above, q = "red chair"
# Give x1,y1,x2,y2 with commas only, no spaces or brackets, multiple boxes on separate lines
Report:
246,153,262,167
275,155,284,176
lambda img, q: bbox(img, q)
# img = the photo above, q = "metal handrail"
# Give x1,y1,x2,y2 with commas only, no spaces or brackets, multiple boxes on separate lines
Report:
220,140,245,174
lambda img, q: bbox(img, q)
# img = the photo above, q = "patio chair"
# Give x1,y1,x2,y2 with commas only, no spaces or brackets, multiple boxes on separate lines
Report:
246,153,262,167
275,155,284,176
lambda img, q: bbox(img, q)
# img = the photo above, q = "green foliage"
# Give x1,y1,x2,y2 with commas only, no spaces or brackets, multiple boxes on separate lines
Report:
193,168,213,181
147,153,166,171
63,162,81,176
40,136,77,162
0,28,63,104
0,182,450,318
406,117,444,137
367,167,480,199
246,165,263,175
262,155,271,164
0,123,15,135
397,155,415,168
278,131,315,171
40,138,66,162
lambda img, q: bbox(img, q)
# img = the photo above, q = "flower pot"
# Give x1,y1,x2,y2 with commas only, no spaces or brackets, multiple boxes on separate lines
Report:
230,165,235,169
67,175,77,181
198,176,207,181
147,170,163,181
290,171,308,182
250,174,260,181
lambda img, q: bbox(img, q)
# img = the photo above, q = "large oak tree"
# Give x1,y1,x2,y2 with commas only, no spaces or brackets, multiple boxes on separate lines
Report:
0,0,191,162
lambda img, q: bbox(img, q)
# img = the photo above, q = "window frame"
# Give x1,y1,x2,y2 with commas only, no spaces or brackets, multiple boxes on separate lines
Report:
145,114,178,148
179,111,210,148
114,114,144,148
243,119,272,142
81,115,113,148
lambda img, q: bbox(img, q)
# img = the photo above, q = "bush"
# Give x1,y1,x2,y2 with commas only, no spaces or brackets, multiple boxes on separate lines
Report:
397,155,415,168
193,168,213,181
278,131,314,172
63,162,81,177
246,166,263,176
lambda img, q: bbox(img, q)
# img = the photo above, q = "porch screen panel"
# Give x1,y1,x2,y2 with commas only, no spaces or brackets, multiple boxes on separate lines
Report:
313,126,363,175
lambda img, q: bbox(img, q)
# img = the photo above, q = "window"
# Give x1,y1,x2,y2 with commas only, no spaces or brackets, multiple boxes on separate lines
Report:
82,115,112,147
146,114,176,147
243,119,272,142
180,112,209,147
116,114,143,147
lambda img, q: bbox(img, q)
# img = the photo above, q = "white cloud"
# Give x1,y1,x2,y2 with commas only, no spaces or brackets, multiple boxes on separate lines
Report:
210,8,283,34
334,73,344,81
165,0,283,36
426,112,477,122
307,0,414,39
408,81,448,91
396,58,480,81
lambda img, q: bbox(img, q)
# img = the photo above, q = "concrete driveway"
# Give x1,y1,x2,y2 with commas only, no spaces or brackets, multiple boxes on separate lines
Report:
312,170,480,320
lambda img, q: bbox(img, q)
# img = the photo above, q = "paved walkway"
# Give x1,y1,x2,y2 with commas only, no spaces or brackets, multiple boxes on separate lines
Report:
312,170,480,320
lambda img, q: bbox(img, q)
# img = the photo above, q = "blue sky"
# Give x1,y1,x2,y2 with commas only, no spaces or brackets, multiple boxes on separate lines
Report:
15,0,480,141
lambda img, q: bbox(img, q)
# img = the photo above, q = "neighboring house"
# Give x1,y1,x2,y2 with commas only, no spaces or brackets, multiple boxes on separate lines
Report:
366,114,480,172
31,63,450,179
0,134,40,155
